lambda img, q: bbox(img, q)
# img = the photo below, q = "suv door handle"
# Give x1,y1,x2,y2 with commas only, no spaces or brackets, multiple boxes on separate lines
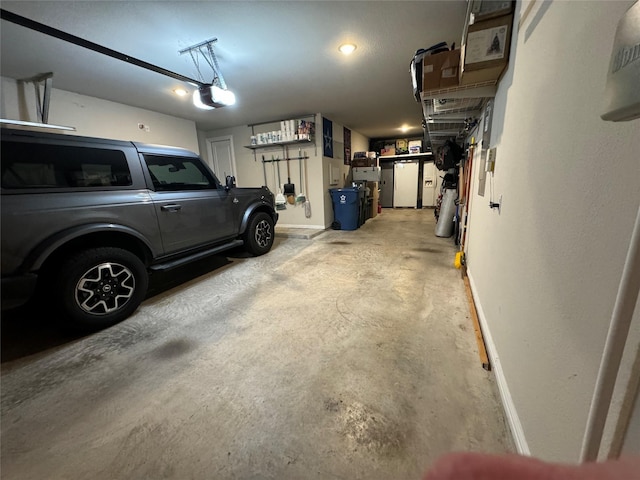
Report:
161,204,182,212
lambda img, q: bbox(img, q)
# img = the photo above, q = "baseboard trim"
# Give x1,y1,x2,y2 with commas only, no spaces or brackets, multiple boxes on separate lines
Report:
276,224,325,230
467,270,531,456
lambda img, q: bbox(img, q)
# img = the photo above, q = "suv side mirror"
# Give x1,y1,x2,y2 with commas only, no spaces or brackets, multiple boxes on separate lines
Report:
225,175,236,190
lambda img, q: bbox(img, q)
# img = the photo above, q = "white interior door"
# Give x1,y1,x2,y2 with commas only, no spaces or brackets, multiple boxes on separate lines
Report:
207,136,237,184
393,162,419,208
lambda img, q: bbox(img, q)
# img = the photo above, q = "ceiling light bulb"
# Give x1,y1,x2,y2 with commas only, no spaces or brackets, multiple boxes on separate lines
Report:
339,43,357,55
173,88,188,97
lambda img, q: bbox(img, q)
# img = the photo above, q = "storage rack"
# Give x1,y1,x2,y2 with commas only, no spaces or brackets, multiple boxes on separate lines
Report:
244,114,318,161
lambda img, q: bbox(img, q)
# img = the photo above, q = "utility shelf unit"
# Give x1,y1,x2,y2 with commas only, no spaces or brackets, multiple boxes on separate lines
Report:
420,81,496,149
244,138,314,150
379,152,433,160
245,114,317,161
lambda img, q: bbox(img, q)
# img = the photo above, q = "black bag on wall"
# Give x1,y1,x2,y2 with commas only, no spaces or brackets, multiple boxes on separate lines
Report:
435,139,463,171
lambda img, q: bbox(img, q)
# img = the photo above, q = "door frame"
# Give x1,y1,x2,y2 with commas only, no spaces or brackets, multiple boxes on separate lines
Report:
206,135,238,183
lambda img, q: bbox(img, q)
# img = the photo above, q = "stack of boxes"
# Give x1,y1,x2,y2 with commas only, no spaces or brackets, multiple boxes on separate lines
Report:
421,1,514,92
352,152,379,218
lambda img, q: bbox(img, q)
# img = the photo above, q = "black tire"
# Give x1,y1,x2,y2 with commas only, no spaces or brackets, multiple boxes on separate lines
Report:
56,247,148,330
243,212,275,256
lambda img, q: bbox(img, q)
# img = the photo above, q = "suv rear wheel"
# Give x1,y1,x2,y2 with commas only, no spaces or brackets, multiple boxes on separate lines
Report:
244,212,275,256
56,247,148,330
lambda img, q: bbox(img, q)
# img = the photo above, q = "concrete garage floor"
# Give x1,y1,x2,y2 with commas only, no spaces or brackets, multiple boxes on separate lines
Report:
1,209,513,479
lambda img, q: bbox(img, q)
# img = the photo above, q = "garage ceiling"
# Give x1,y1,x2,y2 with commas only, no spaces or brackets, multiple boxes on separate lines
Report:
0,1,468,140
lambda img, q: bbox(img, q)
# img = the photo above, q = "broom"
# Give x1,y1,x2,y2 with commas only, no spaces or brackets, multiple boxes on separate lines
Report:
273,156,286,210
295,149,306,205
303,154,311,218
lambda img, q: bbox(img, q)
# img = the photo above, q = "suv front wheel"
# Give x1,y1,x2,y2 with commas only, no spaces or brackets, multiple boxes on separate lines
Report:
244,212,275,256
56,247,148,330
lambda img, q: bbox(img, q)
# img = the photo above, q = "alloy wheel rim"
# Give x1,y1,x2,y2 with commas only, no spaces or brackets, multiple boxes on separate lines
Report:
75,262,135,315
254,220,272,248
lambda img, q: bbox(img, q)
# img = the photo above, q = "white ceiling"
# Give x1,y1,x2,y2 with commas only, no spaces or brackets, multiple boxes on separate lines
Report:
0,1,468,139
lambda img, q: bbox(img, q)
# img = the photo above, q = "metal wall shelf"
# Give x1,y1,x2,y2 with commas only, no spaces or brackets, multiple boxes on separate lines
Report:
378,152,433,160
421,81,496,149
244,138,313,150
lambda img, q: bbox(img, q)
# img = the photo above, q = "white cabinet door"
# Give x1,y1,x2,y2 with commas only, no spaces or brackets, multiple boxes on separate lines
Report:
393,162,419,208
422,162,437,207
380,167,394,207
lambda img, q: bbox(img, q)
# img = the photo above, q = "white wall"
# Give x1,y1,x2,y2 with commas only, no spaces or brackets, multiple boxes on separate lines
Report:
465,1,640,462
1,77,198,151
202,115,369,230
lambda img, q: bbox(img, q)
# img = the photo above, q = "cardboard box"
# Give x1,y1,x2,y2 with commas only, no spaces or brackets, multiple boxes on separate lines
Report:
380,146,396,156
470,0,514,22
351,157,377,168
463,14,513,71
367,181,379,218
422,53,444,91
439,49,460,88
459,63,506,86
423,49,461,91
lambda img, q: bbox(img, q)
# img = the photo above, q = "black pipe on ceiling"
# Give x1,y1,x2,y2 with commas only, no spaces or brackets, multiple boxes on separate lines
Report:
0,9,206,88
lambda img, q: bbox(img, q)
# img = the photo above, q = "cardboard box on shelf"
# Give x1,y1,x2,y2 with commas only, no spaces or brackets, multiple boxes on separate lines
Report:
439,49,460,88
423,53,445,91
470,0,514,22
408,140,422,152
380,146,396,156
459,63,506,86
351,157,377,168
422,49,461,91
367,181,379,218
463,13,513,72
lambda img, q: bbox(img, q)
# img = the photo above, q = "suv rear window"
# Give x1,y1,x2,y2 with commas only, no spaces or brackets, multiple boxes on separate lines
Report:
1,141,132,189
144,154,217,191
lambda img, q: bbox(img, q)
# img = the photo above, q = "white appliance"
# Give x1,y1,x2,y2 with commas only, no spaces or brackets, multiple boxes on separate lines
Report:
393,162,419,208
422,162,437,207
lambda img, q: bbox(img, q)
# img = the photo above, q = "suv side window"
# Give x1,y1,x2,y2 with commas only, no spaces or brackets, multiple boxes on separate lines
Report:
144,154,218,191
1,141,132,189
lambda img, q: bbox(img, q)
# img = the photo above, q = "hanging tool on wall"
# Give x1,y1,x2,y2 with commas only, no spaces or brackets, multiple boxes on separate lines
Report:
262,154,268,187
303,151,311,218
284,145,296,204
274,156,287,210
295,148,306,205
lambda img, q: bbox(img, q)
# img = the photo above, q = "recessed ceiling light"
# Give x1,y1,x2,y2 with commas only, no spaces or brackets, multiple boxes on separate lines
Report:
339,43,357,55
173,88,188,97
400,125,411,133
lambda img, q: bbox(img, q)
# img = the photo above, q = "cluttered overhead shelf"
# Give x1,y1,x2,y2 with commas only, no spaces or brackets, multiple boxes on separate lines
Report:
417,1,515,146
379,152,433,160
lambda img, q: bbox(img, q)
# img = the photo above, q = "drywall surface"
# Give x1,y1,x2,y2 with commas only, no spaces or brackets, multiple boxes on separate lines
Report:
1,77,198,151
203,115,327,229
203,115,369,230
465,0,640,462
621,383,640,455
322,120,370,228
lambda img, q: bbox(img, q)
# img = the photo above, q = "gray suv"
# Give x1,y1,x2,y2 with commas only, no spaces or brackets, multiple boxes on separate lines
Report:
1,126,278,330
